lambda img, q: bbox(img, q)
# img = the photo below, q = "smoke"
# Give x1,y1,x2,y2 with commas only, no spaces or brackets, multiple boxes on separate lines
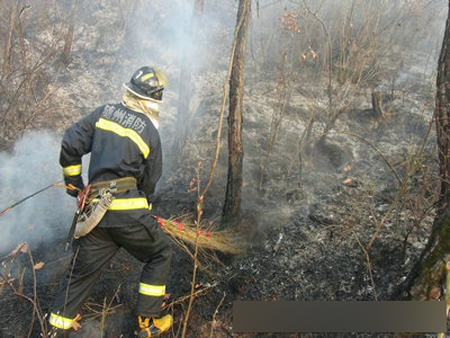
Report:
0,1,441,255
121,1,236,81
0,0,238,255
0,131,79,254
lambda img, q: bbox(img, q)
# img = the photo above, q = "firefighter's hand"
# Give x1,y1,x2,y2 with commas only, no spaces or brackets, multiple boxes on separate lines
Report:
64,176,85,197
66,187,79,197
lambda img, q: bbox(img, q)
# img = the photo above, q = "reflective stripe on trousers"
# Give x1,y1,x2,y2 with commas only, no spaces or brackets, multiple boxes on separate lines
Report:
139,282,166,297
91,197,151,210
49,312,76,330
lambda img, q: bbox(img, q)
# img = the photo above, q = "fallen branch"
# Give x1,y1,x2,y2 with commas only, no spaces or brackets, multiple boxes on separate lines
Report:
209,291,226,338
166,282,218,310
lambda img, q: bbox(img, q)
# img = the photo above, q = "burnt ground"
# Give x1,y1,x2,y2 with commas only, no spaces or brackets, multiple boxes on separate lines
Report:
0,178,434,338
0,1,446,337
0,75,441,338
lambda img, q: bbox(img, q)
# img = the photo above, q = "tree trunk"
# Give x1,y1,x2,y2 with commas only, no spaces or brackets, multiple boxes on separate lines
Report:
62,0,80,66
394,2,450,301
63,20,74,66
172,0,204,155
435,2,450,214
223,0,251,220
371,91,384,120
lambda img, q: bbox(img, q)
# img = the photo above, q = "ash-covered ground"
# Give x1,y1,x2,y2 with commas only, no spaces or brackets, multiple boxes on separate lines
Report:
0,66,439,338
2,74,439,338
0,1,444,336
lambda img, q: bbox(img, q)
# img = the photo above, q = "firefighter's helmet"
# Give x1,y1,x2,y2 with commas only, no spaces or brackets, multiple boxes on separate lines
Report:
123,66,169,101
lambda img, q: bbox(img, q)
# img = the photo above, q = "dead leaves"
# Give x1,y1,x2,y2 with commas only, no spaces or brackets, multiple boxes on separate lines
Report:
33,261,45,270
6,242,45,271
9,242,28,256
187,177,197,193
72,314,82,331
344,165,353,172
343,164,355,186
281,12,301,35
343,178,353,185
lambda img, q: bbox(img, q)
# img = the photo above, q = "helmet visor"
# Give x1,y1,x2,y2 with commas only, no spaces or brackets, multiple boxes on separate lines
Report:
153,68,169,89
151,89,163,101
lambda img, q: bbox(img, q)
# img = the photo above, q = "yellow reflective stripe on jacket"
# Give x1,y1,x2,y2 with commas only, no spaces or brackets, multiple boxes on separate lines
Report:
49,313,75,330
62,164,82,176
95,118,150,159
91,197,149,210
139,282,166,297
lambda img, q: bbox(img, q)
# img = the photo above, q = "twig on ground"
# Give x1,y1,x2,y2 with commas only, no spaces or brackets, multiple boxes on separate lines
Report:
167,282,218,311
83,285,123,323
209,291,226,338
0,244,47,336
354,234,378,301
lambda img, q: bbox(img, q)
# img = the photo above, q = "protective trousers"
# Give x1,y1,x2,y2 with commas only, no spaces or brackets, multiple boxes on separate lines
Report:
49,214,172,330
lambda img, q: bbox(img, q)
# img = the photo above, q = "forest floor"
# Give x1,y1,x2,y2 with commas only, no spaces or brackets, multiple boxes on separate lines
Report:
0,68,440,338
0,3,442,334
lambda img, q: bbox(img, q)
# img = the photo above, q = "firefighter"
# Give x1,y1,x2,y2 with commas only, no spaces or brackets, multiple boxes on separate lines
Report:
49,66,173,337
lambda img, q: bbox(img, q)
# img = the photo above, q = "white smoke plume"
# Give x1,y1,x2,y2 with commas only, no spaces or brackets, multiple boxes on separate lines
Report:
0,131,79,254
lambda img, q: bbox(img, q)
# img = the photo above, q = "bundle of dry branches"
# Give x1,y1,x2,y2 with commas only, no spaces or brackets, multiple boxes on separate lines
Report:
154,215,243,261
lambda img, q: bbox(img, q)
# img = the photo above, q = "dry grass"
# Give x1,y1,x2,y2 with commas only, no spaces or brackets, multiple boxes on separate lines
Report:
156,215,243,262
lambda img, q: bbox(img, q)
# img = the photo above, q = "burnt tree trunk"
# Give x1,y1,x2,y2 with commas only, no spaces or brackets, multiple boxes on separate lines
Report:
172,0,204,154
62,0,80,66
371,91,384,120
223,0,251,220
394,2,450,301
436,2,450,214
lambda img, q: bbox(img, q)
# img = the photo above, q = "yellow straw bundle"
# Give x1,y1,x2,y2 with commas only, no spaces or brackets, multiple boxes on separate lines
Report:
154,215,243,256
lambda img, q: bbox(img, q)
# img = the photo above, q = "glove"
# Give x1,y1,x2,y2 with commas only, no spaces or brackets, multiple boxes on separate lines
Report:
64,175,85,198
66,188,79,198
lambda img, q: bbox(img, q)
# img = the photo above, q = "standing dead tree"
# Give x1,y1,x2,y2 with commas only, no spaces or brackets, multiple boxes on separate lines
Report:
223,0,251,221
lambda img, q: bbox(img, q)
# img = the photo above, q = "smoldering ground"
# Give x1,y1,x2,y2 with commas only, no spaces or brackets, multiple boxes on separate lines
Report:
0,1,448,337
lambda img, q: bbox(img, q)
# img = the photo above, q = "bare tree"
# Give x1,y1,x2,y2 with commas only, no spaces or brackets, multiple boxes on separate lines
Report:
223,0,251,221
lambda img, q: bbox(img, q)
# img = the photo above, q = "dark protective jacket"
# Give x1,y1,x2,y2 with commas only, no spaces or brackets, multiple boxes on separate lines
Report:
60,103,162,227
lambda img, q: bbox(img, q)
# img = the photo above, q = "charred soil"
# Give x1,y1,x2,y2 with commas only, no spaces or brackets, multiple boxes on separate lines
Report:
1,82,438,338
